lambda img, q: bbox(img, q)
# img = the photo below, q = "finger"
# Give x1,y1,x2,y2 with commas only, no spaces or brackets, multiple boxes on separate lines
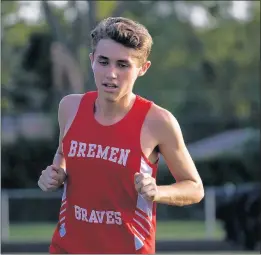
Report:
45,183,58,191
51,165,61,172
135,178,152,191
42,167,51,177
58,168,66,175
134,173,151,184
51,166,66,181
46,166,53,172
141,184,155,195
47,177,59,185
134,173,142,184
142,190,156,201
52,172,66,184
39,177,58,191
50,171,60,179
38,180,47,191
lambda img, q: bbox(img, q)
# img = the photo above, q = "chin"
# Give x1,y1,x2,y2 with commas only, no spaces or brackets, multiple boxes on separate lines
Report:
104,93,119,102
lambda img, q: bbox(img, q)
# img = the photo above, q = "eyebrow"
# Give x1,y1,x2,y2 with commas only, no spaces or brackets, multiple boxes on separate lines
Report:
97,55,131,64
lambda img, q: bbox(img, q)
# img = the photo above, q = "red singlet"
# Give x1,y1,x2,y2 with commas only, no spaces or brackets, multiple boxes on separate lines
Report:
50,91,158,254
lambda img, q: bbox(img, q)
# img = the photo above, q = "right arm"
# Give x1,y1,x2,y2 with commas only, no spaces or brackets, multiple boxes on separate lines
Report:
38,97,68,191
52,97,67,171
53,94,83,171
38,94,83,191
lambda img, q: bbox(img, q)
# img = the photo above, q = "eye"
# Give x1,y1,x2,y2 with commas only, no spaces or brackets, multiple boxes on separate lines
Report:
98,61,108,66
118,63,128,68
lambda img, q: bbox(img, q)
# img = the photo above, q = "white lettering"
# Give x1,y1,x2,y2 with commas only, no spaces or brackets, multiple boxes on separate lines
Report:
73,206,122,226
96,145,109,160
74,205,81,220
88,210,98,223
96,211,106,223
87,144,96,158
106,211,115,224
68,140,78,157
77,142,86,157
67,140,131,166
108,147,119,163
81,208,88,222
114,212,122,225
118,149,131,166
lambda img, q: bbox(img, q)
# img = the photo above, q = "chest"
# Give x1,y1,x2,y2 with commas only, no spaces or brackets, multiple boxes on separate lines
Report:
63,116,158,162
63,129,140,177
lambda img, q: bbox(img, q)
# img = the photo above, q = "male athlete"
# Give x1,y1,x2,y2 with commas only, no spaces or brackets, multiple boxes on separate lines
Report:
38,17,204,254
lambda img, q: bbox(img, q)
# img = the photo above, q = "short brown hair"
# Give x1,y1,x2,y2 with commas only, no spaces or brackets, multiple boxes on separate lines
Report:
90,17,153,65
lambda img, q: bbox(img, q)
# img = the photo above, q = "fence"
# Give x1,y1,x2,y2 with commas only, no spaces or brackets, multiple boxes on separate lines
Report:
1,187,217,241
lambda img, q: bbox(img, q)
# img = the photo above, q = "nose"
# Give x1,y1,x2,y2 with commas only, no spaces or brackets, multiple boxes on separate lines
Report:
106,65,117,80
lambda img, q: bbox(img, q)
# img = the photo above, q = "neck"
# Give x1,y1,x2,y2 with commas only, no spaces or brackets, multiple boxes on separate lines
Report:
95,93,136,120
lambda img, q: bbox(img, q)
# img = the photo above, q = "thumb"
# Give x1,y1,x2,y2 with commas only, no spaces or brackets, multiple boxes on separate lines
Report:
134,172,141,178
135,172,150,178
134,172,143,184
51,165,64,173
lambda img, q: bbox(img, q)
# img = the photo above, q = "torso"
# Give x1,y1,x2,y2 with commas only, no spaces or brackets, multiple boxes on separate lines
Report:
63,94,159,164
50,91,159,254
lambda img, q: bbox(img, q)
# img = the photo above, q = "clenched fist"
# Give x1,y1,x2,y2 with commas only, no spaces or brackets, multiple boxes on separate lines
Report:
134,173,158,201
38,165,66,192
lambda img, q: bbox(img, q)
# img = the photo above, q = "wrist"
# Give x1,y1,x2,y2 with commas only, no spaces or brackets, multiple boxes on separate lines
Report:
153,185,164,202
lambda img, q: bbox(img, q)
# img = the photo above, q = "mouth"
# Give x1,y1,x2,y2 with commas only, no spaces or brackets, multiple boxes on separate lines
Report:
102,83,118,92
102,83,118,88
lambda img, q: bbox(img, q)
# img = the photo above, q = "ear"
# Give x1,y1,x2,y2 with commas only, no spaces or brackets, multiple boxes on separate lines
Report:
138,61,151,77
89,53,94,67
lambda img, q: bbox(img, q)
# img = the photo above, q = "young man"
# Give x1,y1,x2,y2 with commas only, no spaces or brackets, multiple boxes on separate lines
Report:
38,17,204,254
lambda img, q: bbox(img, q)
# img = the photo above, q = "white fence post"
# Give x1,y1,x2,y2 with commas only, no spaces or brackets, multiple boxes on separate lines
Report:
204,187,216,239
1,191,10,241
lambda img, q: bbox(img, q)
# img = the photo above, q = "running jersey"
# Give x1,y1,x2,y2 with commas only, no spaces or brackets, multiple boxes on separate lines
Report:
50,91,159,254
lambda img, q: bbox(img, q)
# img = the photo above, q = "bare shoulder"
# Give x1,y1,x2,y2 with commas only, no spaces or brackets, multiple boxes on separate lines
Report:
58,94,84,128
59,93,84,115
59,94,84,110
146,103,182,145
147,103,179,129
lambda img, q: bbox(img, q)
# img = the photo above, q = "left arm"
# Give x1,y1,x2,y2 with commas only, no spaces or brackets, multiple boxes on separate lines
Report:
155,109,204,206
135,108,204,206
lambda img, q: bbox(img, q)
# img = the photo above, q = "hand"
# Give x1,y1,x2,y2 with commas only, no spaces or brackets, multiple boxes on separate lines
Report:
38,165,66,192
134,172,158,201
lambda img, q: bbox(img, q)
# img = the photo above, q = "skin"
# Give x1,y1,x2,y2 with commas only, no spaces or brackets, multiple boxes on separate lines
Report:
38,38,204,206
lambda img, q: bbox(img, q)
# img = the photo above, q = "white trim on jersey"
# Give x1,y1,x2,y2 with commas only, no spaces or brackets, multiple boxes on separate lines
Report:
133,157,154,250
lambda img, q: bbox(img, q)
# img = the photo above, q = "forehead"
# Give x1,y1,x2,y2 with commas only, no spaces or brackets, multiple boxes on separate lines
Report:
94,39,139,63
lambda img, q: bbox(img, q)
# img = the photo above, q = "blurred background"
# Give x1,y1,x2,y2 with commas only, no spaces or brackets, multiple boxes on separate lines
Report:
1,0,260,253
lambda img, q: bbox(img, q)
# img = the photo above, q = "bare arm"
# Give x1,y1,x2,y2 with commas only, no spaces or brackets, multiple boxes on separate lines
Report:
52,94,83,171
38,94,82,191
52,98,67,171
154,108,204,206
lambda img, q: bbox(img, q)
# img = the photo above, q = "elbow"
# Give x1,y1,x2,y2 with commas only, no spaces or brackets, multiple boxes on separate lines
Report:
195,181,204,203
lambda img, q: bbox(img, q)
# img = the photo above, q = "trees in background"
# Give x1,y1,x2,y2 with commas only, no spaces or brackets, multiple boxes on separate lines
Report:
1,1,260,188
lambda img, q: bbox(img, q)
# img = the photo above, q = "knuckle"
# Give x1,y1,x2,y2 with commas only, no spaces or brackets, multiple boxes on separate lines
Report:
50,172,56,178
47,180,54,187
141,180,146,186
46,184,53,190
46,166,52,172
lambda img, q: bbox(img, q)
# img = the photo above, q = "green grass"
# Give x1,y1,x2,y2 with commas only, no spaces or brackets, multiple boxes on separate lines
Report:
6,220,224,242
156,220,224,240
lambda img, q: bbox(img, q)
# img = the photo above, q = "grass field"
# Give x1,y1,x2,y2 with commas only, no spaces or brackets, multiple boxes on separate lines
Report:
7,220,224,242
